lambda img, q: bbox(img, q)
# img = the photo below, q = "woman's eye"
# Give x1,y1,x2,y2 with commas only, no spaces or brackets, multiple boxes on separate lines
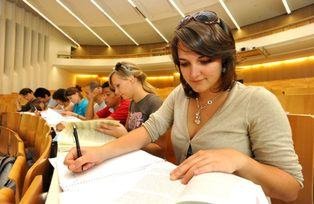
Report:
179,62,189,67
200,59,212,64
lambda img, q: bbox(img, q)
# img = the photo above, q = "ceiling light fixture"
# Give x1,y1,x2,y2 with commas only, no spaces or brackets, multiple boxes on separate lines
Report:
22,0,80,47
145,18,169,43
127,0,137,8
281,0,291,14
168,0,185,17
127,0,169,43
56,0,110,47
218,0,240,30
91,0,139,45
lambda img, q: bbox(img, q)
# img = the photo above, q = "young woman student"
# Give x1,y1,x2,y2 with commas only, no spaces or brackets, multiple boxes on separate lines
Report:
64,11,303,202
97,62,164,156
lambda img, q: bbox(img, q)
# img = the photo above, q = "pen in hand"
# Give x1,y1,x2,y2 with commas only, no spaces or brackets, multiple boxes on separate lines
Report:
73,124,83,171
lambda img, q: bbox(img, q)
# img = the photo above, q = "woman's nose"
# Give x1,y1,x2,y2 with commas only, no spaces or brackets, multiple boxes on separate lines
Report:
189,65,201,79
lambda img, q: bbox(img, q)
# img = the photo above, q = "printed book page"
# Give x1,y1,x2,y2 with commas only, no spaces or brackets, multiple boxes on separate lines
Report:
55,150,164,192
176,172,268,204
115,163,268,204
114,161,183,204
57,119,120,152
64,119,120,130
57,128,116,152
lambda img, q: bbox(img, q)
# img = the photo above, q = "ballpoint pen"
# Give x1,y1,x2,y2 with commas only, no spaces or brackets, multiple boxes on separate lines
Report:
72,124,83,171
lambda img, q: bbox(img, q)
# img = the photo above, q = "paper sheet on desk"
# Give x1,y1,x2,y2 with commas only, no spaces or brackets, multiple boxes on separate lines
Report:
40,108,80,126
55,150,164,192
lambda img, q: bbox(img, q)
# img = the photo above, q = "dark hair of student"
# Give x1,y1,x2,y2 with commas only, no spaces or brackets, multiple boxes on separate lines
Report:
109,62,156,94
19,88,33,96
171,11,237,98
65,86,83,98
101,81,115,92
52,88,69,102
101,81,109,89
34,87,51,98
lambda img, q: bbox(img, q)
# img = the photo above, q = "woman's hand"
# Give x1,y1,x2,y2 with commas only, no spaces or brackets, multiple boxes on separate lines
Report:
96,122,128,138
64,146,104,173
170,148,249,184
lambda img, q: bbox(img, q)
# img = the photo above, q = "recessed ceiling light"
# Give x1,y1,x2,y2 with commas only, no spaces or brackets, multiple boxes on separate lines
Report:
145,18,169,43
281,0,291,14
219,0,241,30
56,0,110,47
168,0,185,18
22,0,80,47
91,0,139,45
127,0,169,43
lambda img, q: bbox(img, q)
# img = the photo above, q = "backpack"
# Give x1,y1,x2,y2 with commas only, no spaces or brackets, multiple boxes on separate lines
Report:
0,156,16,188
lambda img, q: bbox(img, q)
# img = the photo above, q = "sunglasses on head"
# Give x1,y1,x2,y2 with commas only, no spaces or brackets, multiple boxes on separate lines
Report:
178,11,220,29
114,62,128,71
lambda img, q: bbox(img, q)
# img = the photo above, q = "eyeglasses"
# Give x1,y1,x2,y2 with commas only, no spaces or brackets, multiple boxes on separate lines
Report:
178,11,220,29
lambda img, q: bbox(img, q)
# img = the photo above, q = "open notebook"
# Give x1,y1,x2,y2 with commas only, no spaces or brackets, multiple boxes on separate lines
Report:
52,151,268,204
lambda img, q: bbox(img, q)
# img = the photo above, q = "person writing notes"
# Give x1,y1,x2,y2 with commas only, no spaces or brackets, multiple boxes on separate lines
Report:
64,11,303,202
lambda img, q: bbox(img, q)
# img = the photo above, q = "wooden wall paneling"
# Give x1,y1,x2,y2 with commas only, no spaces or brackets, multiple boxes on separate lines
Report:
271,114,314,204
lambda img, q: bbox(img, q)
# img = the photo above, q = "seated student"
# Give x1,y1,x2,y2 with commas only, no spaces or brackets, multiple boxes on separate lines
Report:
65,11,303,202
93,93,106,113
85,82,130,126
34,87,58,109
52,88,73,111
62,86,88,119
86,81,107,113
97,62,163,156
16,88,44,112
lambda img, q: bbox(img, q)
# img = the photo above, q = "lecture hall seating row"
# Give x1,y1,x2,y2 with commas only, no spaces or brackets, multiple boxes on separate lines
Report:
0,112,52,204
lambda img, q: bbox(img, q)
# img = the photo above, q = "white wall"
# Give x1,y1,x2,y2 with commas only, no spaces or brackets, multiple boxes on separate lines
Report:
0,0,75,94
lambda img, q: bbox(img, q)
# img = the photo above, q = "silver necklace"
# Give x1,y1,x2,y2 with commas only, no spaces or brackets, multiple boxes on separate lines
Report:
194,93,222,125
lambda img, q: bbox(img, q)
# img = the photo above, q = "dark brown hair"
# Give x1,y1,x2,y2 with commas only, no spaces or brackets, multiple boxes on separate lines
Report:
52,88,69,102
65,86,83,99
171,11,237,98
19,88,33,96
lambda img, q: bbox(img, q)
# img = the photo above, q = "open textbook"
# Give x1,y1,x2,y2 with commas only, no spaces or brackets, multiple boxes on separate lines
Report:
52,151,268,204
57,118,120,152
40,108,118,151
